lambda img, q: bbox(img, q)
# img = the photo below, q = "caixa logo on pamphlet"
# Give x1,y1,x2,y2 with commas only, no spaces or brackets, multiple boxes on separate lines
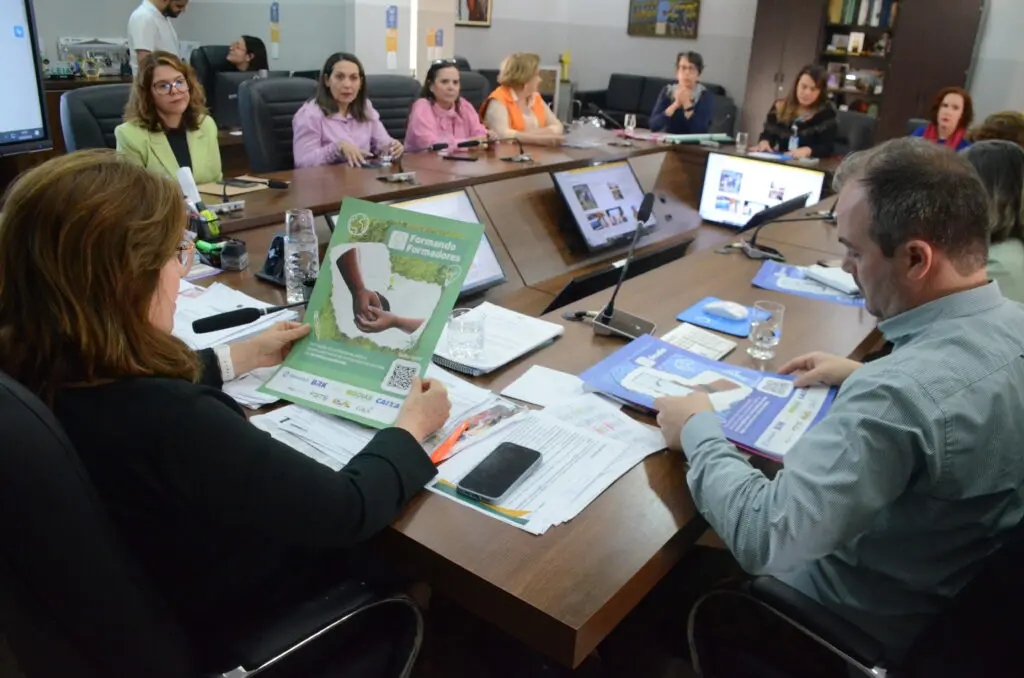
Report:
375,397,401,409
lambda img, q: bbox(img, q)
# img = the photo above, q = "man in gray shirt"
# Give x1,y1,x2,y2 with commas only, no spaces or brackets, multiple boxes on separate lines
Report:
656,137,1024,659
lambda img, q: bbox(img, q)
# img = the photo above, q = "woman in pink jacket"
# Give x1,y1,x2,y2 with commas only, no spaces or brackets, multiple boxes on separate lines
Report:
404,60,490,151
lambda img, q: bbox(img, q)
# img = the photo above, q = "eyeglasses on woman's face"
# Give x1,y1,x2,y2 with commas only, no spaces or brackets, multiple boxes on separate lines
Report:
153,78,189,96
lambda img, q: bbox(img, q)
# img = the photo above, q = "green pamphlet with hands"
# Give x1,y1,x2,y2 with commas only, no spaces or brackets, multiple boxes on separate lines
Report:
260,198,483,428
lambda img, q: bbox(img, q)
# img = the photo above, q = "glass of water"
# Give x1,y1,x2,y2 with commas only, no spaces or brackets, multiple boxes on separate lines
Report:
623,113,637,135
735,131,749,152
747,301,785,361
447,308,485,362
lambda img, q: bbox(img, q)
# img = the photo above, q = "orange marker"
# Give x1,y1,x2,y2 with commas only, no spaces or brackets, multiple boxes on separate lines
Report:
430,420,470,465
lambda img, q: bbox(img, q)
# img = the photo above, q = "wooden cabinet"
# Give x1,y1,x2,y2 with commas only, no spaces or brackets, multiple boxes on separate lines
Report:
739,0,825,137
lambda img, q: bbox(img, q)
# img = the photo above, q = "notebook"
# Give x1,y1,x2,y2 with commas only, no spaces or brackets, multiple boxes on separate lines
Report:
433,302,564,376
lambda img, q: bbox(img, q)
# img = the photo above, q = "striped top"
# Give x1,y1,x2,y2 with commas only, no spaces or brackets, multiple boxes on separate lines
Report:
682,282,1024,658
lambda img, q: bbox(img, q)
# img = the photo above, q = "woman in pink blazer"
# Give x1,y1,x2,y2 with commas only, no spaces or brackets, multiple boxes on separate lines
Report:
404,60,489,151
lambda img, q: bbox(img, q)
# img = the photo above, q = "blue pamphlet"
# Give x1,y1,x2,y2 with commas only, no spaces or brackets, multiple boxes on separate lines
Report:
752,261,866,308
677,296,771,338
579,334,836,461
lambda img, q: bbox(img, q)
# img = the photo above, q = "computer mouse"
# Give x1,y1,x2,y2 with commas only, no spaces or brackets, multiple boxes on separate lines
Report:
703,301,749,321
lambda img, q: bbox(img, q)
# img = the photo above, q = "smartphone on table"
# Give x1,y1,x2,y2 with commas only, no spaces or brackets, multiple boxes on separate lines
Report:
456,442,542,504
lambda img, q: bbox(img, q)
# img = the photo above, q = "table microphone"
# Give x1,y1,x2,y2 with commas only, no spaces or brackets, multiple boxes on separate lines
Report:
456,139,481,148
221,177,289,204
738,192,813,262
393,143,449,177
404,142,449,154
590,192,656,340
496,136,532,163
191,301,307,334
585,103,623,130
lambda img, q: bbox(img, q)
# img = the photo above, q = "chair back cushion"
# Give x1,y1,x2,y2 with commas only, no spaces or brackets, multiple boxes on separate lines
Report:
458,71,489,112
605,73,644,113
0,372,194,678
836,110,877,155
640,77,674,119
238,77,317,173
708,94,738,136
453,55,472,71
365,74,422,140
59,84,132,152
190,45,231,111
907,117,929,136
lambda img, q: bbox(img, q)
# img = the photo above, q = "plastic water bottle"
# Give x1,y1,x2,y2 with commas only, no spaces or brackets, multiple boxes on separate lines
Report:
284,208,319,304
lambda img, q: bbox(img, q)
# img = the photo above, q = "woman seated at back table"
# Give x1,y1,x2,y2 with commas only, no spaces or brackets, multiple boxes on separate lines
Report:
293,52,404,167
480,52,564,146
0,149,450,666
649,51,713,134
911,86,973,151
405,59,490,150
115,51,222,184
751,64,837,159
226,35,269,72
961,141,1024,302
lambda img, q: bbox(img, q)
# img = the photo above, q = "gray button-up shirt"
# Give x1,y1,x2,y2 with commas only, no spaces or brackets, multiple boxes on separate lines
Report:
681,283,1024,656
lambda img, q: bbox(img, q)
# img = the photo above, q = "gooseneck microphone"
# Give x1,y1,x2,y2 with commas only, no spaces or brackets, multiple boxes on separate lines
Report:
191,301,308,334
586,103,624,130
595,192,655,330
740,192,813,262
404,142,449,154
496,136,531,162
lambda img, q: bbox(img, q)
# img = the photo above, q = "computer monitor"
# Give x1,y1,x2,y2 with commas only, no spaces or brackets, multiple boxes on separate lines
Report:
699,152,826,229
214,70,288,129
0,0,51,156
327,189,507,297
551,160,655,251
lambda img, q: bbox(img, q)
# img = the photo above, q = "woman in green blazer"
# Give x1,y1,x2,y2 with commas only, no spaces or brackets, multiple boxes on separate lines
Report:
116,51,222,184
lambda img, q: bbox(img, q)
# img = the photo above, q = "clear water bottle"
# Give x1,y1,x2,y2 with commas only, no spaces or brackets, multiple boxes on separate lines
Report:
284,208,319,304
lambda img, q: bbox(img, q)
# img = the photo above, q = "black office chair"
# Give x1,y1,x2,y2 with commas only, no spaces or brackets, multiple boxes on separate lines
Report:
365,75,422,140
291,70,320,81
835,110,877,155
476,68,500,94
59,84,132,151
906,117,929,136
190,45,231,113
0,369,424,677
688,517,1024,677
458,71,489,112
238,77,317,173
453,55,472,71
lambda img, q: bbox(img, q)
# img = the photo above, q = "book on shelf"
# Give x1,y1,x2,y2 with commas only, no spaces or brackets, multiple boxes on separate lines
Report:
847,31,865,54
828,33,850,53
856,0,870,26
827,0,843,24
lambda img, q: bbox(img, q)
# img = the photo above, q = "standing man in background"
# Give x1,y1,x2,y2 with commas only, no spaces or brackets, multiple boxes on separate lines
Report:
127,0,188,74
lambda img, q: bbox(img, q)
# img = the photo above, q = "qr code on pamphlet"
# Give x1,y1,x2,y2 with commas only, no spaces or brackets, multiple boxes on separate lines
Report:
757,377,794,399
381,359,421,395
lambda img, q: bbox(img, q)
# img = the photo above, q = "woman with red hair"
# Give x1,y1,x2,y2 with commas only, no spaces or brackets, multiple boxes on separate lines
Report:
910,87,974,151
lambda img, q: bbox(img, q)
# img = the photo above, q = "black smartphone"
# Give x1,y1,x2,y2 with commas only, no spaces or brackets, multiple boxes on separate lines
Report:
221,178,261,188
442,154,479,162
360,161,385,169
456,442,542,504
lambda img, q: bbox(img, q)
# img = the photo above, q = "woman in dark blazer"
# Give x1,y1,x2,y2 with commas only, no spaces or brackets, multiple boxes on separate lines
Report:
752,64,838,158
0,149,451,665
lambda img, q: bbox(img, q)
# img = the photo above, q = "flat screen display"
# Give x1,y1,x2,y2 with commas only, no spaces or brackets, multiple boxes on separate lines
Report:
328,190,506,296
0,0,50,156
551,161,655,250
699,152,825,229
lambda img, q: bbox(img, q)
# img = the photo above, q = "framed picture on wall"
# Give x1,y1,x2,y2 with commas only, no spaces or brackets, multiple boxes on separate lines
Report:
456,0,492,27
627,0,701,39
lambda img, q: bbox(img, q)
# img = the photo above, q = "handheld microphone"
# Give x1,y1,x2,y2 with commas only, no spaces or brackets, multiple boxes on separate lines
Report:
191,301,308,334
585,103,623,130
590,193,657,340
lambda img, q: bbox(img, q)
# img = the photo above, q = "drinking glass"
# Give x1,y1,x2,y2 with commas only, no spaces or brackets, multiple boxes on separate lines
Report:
623,113,637,135
735,131,749,152
447,308,485,361
747,301,785,360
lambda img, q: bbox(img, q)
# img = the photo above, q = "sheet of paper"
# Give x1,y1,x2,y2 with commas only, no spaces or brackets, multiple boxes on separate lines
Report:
426,363,493,419
223,367,280,409
435,303,562,372
500,365,587,408
276,406,376,468
249,406,344,471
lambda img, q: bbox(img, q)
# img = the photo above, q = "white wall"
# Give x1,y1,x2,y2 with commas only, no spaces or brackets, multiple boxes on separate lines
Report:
969,0,1024,119
454,0,758,105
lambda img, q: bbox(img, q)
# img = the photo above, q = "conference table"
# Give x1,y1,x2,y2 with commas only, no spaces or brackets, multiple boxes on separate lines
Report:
204,138,868,669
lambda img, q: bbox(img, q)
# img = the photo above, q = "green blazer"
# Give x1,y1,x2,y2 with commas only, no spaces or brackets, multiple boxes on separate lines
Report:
114,115,223,184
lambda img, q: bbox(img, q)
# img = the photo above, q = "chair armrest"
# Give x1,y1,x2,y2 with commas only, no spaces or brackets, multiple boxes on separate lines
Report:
231,580,376,672
576,89,607,109
747,576,888,670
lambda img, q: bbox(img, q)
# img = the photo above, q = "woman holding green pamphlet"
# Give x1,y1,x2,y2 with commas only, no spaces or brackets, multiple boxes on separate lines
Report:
0,149,451,671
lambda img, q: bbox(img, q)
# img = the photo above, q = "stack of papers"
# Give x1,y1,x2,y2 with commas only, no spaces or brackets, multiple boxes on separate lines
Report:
173,280,298,350
223,367,281,410
428,394,666,535
434,303,564,376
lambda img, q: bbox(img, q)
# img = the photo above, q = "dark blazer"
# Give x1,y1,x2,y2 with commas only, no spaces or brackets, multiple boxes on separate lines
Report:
52,351,436,659
758,101,839,157
649,84,714,134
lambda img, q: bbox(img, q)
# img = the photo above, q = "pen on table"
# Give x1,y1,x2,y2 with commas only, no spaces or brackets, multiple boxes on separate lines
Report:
430,420,471,465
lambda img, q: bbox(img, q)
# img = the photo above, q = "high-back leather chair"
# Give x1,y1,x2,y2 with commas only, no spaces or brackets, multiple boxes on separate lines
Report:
458,71,489,112
836,110,877,155
238,77,317,173
0,368,425,677
364,74,421,140
59,84,132,152
190,45,232,114
453,55,471,71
